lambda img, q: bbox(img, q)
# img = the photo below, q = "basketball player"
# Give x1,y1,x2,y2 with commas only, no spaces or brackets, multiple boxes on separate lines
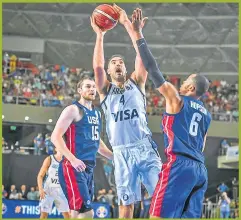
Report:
90,5,162,218
37,149,70,219
51,76,113,219
131,8,212,218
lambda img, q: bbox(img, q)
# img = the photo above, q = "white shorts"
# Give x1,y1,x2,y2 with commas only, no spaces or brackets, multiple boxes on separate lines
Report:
39,187,69,213
113,138,162,205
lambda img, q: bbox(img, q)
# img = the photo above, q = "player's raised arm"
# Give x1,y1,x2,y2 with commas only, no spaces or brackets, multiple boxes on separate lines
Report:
113,4,148,91
51,105,86,172
131,9,182,112
37,156,51,200
90,16,110,96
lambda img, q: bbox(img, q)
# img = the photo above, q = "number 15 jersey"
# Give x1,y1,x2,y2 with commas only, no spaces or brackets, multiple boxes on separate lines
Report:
162,96,211,164
64,101,101,167
101,79,152,147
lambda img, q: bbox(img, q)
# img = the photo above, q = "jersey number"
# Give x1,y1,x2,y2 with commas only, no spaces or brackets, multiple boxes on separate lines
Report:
189,113,202,136
120,95,125,105
92,126,99,140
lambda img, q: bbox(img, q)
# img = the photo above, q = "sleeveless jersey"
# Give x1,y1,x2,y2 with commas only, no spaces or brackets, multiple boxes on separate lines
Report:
43,155,60,188
101,79,152,147
162,96,212,163
64,101,101,167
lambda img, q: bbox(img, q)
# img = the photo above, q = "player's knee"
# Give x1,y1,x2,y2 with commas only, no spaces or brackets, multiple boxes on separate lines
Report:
62,212,70,219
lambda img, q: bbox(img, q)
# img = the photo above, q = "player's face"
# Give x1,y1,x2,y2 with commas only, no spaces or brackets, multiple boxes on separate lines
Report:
179,74,196,95
79,79,97,101
108,57,127,81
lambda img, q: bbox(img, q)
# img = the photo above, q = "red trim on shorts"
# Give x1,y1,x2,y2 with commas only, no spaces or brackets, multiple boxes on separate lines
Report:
63,125,83,210
150,115,176,217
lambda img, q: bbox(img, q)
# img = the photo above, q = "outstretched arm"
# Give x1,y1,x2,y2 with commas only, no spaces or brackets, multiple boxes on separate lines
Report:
113,4,148,91
90,16,110,98
131,8,182,113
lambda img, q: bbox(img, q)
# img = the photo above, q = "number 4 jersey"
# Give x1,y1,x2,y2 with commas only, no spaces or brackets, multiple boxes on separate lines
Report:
162,96,211,163
101,79,152,147
64,101,101,167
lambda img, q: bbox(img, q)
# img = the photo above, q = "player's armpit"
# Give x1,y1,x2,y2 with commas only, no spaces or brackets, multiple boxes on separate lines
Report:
158,82,182,109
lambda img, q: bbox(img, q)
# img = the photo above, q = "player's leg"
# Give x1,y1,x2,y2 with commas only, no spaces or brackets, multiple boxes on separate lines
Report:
113,148,139,218
78,209,94,218
149,158,197,218
181,163,208,218
53,188,70,219
139,142,162,197
58,162,92,218
39,193,53,219
61,212,70,218
40,212,48,219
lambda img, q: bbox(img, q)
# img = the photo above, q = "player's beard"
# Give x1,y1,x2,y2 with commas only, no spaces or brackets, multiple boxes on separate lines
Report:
82,94,95,101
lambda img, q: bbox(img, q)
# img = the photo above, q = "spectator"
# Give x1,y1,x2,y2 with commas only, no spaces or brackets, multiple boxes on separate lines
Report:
112,193,119,218
35,186,40,200
44,133,54,155
27,187,38,200
106,189,114,205
9,185,18,200
220,139,230,155
140,190,152,218
33,133,43,155
19,184,27,199
205,198,213,218
103,159,113,186
232,177,239,201
8,184,17,198
2,185,8,198
97,189,108,203
218,192,231,218
217,182,229,193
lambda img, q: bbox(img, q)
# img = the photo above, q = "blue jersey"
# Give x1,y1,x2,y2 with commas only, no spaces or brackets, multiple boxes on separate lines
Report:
162,96,211,163
64,101,101,167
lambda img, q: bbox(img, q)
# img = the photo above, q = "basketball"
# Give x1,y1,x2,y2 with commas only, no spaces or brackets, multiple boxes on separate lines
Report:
92,4,119,31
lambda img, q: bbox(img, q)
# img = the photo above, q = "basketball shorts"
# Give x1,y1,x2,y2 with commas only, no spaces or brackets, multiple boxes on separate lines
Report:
39,187,69,213
113,138,162,205
150,155,208,218
58,160,94,213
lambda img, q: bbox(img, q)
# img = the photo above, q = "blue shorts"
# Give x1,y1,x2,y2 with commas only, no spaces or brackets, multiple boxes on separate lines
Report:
58,160,94,213
113,138,162,205
150,155,208,218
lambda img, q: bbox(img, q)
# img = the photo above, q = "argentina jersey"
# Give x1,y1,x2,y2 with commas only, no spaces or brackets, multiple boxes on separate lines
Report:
162,96,212,163
101,79,152,147
64,101,101,167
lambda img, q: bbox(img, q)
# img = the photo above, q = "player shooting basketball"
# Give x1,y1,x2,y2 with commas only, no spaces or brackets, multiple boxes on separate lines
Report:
90,4,162,219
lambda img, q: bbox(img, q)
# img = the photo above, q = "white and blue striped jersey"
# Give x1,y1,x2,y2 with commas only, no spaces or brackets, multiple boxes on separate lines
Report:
101,79,152,147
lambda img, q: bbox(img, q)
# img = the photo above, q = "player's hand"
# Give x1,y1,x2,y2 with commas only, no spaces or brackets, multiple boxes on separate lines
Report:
131,8,148,33
113,4,129,25
70,158,86,172
90,16,106,35
39,189,46,200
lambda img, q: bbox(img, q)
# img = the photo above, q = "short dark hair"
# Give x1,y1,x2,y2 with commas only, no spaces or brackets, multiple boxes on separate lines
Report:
107,54,125,67
76,75,94,90
192,75,210,96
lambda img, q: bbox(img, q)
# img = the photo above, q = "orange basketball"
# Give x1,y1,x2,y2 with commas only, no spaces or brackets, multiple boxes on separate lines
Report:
92,4,119,31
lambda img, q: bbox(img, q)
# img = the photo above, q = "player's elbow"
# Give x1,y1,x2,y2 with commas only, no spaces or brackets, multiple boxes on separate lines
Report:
50,132,59,145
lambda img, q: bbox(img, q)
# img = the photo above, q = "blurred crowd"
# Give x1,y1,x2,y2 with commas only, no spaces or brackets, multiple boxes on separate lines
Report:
2,54,239,121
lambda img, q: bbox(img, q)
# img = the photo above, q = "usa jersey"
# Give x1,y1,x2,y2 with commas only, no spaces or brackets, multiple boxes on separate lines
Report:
43,155,60,188
162,96,211,163
101,79,152,147
64,101,101,167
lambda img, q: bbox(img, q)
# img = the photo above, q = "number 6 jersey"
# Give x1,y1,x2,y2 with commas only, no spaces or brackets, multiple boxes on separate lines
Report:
101,79,152,147
162,96,212,163
64,101,101,168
